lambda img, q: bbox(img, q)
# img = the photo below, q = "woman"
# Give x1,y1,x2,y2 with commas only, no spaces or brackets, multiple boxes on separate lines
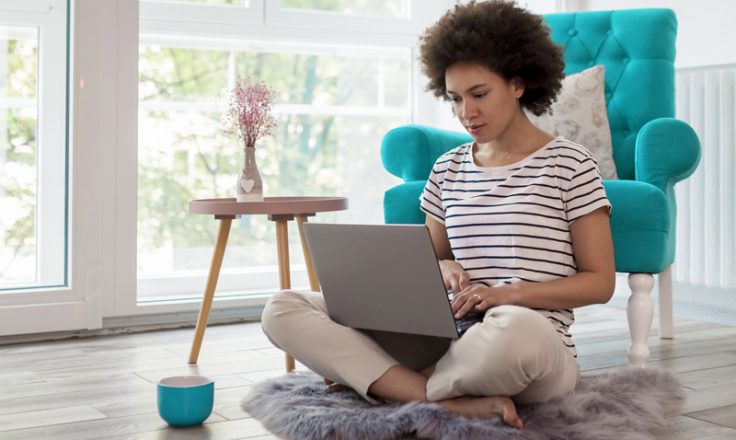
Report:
261,0,614,428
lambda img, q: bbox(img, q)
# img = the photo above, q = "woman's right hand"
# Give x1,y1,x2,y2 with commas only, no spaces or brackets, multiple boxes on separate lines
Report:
439,260,470,293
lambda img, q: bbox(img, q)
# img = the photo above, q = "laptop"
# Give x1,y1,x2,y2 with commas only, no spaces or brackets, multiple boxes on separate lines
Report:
301,223,484,340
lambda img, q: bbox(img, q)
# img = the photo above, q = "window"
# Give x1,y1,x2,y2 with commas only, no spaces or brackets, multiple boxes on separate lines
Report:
1,26,39,289
137,40,408,299
280,0,407,17
0,1,104,337
520,0,560,14
0,5,68,292
135,1,444,302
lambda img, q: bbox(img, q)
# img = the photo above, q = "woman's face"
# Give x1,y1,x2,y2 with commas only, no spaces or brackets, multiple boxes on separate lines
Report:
445,62,524,143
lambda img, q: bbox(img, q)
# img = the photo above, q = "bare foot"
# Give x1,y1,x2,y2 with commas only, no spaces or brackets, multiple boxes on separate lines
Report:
323,378,350,393
440,395,523,429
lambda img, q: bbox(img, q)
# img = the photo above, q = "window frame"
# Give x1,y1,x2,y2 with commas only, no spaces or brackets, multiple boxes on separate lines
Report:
0,0,107,336
0,3,68,291
264,0,415,34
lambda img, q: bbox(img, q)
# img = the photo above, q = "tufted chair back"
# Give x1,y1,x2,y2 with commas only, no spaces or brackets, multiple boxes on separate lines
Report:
546,9,676,180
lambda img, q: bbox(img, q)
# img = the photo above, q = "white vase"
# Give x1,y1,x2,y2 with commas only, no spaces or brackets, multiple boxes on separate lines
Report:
236,146,263,202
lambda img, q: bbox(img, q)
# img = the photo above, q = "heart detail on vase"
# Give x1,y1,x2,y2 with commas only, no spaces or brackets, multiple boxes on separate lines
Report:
241,179,256,193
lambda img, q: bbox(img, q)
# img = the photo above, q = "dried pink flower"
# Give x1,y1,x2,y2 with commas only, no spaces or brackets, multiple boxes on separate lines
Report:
222,77,278,149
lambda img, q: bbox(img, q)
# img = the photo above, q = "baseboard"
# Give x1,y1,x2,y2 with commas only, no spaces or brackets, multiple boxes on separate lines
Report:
0,305,265,346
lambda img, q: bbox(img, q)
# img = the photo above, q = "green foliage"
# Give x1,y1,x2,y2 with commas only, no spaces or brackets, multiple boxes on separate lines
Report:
139,46,229,101
2,9,410,278
7,39,37,99
137,44,407,261
5,110,36,165
2,35,38,276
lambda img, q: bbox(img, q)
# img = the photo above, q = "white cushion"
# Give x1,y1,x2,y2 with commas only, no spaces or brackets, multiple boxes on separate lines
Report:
526,65,618,180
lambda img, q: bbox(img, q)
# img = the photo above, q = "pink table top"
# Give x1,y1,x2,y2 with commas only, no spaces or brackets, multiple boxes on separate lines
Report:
189,196,348,217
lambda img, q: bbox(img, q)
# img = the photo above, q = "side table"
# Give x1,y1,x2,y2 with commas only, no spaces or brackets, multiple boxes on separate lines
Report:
187,196,348,372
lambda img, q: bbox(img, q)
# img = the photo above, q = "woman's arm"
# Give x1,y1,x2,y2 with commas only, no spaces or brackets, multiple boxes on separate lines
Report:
426,215,453,260
452,207,615,317
426,216,472,292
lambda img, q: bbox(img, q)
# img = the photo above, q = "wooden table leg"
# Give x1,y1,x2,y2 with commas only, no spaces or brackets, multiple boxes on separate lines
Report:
275,220,291,291
274,219,296,373
189,217,232,364
296,215,320,292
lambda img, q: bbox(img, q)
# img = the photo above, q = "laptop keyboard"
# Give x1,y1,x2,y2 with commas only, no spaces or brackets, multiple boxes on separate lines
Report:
447,289,484,336
455,313,484,336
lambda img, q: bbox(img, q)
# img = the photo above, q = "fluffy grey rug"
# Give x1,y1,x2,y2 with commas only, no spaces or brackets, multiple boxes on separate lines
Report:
242,368,683,440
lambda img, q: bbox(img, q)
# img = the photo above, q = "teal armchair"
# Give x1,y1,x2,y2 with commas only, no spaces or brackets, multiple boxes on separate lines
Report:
380,9,701,366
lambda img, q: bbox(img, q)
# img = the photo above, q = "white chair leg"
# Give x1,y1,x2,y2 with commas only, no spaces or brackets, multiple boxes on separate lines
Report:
627,273,655,367
658,265,673,339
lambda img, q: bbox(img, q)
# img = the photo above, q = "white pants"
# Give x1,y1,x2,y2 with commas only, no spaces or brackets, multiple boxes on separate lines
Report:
261,290,579,404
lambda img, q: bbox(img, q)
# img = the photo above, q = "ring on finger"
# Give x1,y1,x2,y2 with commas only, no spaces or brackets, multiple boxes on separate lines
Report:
473,293,481,302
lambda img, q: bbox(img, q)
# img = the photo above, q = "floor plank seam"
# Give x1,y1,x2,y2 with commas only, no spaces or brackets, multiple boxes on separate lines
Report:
680,413,736,430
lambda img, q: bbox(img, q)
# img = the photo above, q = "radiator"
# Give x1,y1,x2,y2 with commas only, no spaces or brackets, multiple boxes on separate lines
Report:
674,65,736,289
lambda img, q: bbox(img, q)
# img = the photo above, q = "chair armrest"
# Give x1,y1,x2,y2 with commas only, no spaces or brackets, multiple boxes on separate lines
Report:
380,124,471,182
635,118,701,191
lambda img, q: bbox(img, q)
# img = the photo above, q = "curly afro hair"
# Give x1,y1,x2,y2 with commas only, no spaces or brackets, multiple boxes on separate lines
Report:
419,0,565,116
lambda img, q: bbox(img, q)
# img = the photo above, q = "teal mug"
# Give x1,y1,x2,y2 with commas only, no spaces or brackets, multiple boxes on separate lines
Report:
157,375,214,427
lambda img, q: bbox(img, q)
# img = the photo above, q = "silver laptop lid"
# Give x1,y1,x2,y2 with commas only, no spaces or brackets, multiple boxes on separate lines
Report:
302,223,458,339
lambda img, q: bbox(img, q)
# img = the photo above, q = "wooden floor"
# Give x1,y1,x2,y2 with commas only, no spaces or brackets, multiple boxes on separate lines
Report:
1,305,736,439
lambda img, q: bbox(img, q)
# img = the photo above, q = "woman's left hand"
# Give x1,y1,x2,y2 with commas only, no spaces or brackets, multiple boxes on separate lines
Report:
451,284,507,318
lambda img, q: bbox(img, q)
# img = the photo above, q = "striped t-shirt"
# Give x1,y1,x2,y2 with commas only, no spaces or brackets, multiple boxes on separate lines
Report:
419,136,612,359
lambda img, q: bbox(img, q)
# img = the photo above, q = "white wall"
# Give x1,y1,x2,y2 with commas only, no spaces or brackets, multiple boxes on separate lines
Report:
577,0,735,68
